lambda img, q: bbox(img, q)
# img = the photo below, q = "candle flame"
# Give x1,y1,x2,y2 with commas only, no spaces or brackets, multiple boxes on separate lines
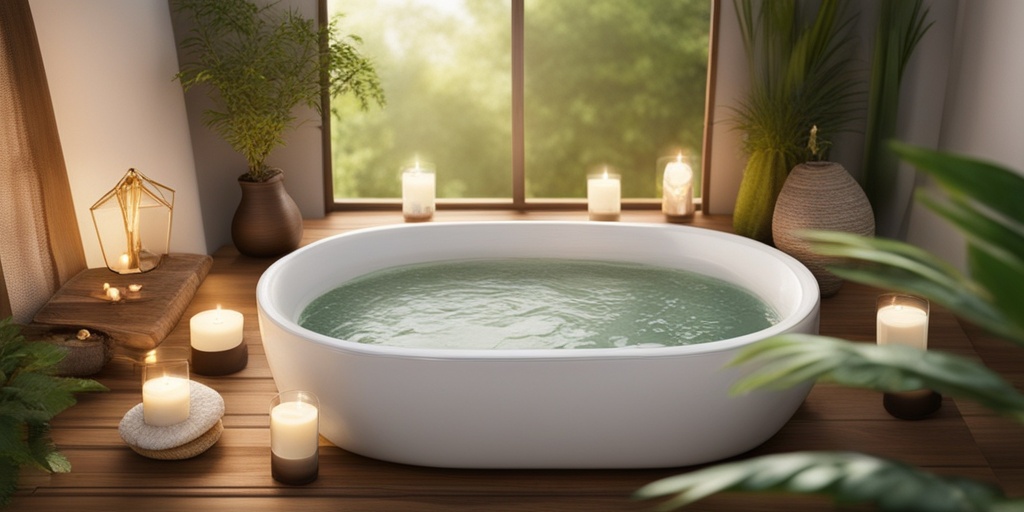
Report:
676,152,683,163
214,304,224,324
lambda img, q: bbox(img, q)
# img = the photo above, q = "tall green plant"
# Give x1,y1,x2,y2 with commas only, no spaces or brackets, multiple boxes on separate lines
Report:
174,0,384,182
732,0,862,243
862,1,933,237
637,142,1024,510
0,318,107,507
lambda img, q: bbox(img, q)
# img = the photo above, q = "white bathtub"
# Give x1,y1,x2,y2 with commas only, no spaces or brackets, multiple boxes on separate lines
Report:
257,222,819,469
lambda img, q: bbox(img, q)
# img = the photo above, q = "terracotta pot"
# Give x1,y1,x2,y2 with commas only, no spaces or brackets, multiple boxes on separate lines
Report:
772,161,874,297
231,173,303,257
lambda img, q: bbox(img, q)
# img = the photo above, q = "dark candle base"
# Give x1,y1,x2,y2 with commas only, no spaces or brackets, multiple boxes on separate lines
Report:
664,212,695,223
272,451,318,485
883,389,942,420
191,342,248,376
589,212,620,222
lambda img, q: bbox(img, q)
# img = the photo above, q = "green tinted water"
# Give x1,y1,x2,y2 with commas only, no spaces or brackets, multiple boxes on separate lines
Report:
299,259,779,350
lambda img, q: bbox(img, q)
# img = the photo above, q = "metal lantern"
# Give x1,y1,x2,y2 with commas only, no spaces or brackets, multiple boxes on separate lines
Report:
90,168,174,274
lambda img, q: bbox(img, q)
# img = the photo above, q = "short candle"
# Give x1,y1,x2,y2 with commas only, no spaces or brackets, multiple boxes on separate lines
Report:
877,302,929,350
190,306,244,352
142,375,190,427
587,170,621,221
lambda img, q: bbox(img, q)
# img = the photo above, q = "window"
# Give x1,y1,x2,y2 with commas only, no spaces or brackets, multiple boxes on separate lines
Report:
325,0,714,209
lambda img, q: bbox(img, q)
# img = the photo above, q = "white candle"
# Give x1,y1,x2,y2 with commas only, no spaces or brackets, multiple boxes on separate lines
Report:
662,154,694,217
587,170,621,219
877,304,929,350
190,306,244,352
142,376,191,426
271,399,319,459
402,163,435,219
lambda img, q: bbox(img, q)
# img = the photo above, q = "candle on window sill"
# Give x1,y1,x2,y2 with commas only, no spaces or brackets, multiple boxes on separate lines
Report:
270,390,319,485
190,306,248,376
402,161,435,222
587,169,620,221
876,293,941,420
142,360,190,427
661,153,694,222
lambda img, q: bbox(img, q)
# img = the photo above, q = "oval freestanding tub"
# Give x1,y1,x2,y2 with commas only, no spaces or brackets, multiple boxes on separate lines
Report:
257,222,820,469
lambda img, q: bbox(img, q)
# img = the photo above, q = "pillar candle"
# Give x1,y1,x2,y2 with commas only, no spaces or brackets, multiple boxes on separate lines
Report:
587,170,621,221
190,306,244,352
142,376,190,426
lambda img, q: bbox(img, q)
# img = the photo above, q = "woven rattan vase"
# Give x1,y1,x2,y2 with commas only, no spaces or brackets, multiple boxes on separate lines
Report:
772,161,874,297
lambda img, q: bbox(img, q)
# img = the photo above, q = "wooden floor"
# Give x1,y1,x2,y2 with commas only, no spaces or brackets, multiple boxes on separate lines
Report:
12,210,1024,511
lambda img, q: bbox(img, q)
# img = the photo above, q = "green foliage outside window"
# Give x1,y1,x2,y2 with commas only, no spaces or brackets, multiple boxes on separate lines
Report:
329,0,710,200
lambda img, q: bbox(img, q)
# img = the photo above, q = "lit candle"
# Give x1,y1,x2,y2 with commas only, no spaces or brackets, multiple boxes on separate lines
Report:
119,253,131,271
402,161,435,221
876,293,940,419
190,306,244,352
270,391,319,485
662,153,694,220
587,169,621,221
142,361,191,427
876,304,929,349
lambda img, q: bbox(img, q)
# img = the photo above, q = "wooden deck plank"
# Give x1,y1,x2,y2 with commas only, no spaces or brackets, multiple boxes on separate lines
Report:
9,211,1024,510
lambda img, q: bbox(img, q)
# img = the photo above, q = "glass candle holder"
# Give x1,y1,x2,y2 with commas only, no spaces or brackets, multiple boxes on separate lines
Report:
587,169,621,221
402,162,436,222
142,360,191,427
270,390,319,485
190,306,248,376
659,154,694,222
876,293,941,419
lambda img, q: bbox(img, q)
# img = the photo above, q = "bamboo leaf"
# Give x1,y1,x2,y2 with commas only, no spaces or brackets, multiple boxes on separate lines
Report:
635,451,1017,511
729,335,1024,422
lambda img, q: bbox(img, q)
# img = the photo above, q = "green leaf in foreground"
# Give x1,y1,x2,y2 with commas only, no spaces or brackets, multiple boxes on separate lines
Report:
635,451,1020,511
730,334,1024,422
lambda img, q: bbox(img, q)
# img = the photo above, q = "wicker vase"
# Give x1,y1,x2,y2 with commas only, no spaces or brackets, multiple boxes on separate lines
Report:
772,161,874,297
231,173,303,258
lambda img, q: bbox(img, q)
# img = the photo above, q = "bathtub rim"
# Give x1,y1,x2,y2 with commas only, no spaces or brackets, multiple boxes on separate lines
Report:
257,221,820,362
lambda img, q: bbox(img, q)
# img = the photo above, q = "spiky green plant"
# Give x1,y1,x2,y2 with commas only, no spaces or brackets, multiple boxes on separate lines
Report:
636,142,1024,510
0,318,107,507
863,0,933,236
173,0,384,182
731,0,862,243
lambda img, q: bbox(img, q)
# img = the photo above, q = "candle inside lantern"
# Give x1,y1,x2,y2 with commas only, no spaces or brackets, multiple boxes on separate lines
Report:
142,361,190,427
402,161,435,221
587,169,621,221
270,391,319,485
190,306,244,352
662,153,694,221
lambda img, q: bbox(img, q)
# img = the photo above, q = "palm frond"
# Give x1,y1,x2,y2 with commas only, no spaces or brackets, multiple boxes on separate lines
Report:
635,451,1018,511
729,334,1024,422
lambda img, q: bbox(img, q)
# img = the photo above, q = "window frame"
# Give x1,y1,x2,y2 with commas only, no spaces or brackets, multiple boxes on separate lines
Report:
321,0,720,213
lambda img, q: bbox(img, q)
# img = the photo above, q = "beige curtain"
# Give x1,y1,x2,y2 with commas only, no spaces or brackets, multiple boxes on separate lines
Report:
0,0,86,323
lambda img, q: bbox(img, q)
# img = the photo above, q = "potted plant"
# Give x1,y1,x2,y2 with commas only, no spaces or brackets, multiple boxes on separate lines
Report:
637,142,1024,510
731,0,861,244
173,0,384,257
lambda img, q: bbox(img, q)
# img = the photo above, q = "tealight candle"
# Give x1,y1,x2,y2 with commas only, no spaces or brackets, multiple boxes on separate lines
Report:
876,293,941,419
661,154,694,221
402,162,435,222
587,169,621,221
142,360,190,427
270,390,319,485
190,306,248,376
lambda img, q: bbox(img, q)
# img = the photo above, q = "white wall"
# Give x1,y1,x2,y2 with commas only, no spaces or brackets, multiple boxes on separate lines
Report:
31,0,207,268
907,0,1024,270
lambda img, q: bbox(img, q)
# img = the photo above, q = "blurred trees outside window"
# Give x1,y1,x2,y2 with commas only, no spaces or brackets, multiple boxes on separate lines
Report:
328,0,711,202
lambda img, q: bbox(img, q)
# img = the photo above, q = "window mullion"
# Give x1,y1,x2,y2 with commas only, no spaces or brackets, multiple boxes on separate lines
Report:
511,0,525,210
